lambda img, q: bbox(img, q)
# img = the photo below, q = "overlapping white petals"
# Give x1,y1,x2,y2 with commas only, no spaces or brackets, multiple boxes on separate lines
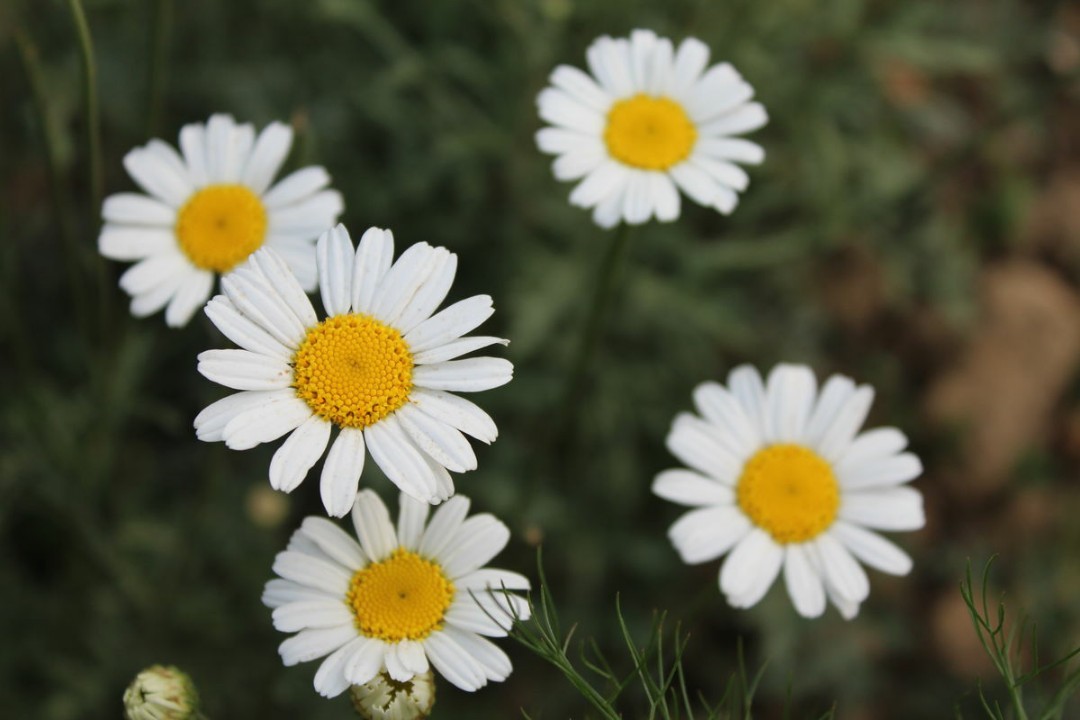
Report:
655,363,925,619
196,225,511,514
264,492,529,698
98,113,342,326
537,28,767,227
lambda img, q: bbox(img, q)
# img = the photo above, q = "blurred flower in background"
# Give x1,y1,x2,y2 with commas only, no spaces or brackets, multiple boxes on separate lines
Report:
536,29,767,227
98,113,343,326
655,363,924,618
263,490,530,697
122,665,202,720
194,225,512,513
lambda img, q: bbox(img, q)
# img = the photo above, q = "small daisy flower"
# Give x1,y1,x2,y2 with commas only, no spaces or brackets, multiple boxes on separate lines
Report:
99,113,343,326
654,364,925,619
536,29,767,228
263,490,530,698
195,224,512,513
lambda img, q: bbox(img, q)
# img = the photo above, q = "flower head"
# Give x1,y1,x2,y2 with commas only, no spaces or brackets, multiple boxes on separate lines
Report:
654,364,924,619
350,670,435,720
195,224,512,513
99,113,343,326
122,665,200,720
263,490,530,698
536,29,767,227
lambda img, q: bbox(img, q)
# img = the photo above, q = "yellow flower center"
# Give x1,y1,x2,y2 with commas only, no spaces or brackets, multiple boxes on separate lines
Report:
604,94,697,170
347,549,455,642
174,184,268,272
292,314,414,429
736,444,840,544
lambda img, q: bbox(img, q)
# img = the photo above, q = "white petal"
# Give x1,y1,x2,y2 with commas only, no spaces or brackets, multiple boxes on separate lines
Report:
839,487,925,531
220,267,307,348
128,269,188,318
628,29,658,90
621,170,654,225
279,625,355,667
413,336,508,365
552,147,607,181
397,494,430,550
569,161,628,209
695,137,765,165
719,528,780,599
446,628,512,683
178,123,209,187
397,640,430,675
838,453,923,490
802,375,857,449
372,242,439,326
98,225,176,260
102,193,175,226
269,416,331,492
272,550,352,595
668,505,751,564
536,127,602,155
441,515,510,577
691,155,751,192
588,36,634,96
350,489,398,562
424,630,487,691
835,428,909,472
666,413,741,484
408,389,498,444
691,381,760,459
537,87,605,135
396,404,477,473
343,638,385,685
670,38,710,99
119,252,190,295
830,521,913,576
652,469,734,506
699,103,769,137
764,364,817,443
814,533,870,603
384,644,414,682
724,532,784,609
222,396,313,450
242,122,294,195
263,578,337,609
445,597,511,637
418,495,471,558
262,166,333,209
783,545,826,618
669,161,721,207
313,636,367,698
650,172,680,222
123,145,192,207
395,249,458,334
549,64,613,113
204,114,241,182
300,516,366,568
363,415,442,503
351,227,395,315
273,600,354,633
268,239,319,292
204,295,293,361
412,358,513,393
164,270,214,327
248,247,319,327
456,568,531,592
405,295,494,353
317,224,354,316
320,428,366,518
268,190,344,235
194,389,294,442
816,386,875,462
197,348,293,391
590,171,630,228
686,66,753,123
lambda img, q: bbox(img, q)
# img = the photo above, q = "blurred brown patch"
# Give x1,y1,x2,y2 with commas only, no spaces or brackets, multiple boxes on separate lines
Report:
925,262,1080,496
818,245,886,333
879,58,931,109
931,589,997,678
1022,170,1080,270
245,484,290,529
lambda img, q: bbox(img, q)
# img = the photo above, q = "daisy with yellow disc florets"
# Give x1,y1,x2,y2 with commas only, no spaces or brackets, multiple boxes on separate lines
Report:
99,113,342,326
263,490,530,697
536,29,767,227
654,364,925,619
195,224,512,514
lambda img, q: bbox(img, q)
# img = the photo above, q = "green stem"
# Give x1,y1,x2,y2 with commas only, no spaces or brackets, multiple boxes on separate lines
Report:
68,0,104,212
145,0,173,137
559,224,632,430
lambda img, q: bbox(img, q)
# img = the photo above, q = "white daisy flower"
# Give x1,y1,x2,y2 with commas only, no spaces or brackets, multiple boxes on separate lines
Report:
263,490,530,698
195,224,512,514
653,363,925,619
98,113,343,327
536,29,767,228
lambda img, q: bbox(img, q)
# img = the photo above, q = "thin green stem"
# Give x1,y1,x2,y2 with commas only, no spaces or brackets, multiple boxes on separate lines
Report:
146,0,173,136
68,0,104,212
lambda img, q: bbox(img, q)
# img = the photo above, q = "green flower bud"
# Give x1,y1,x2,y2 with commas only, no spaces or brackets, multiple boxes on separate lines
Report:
349,670,436,720
123,665,201,720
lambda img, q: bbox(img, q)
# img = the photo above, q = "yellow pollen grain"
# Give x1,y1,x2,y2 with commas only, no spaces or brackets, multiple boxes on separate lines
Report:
604,94,697,170
346,548,455,642
292,314,414,429
174,184,268,272
736,444,840,544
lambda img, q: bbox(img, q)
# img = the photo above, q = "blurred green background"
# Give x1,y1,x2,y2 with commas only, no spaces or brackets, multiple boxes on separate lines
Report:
2,0,1079,717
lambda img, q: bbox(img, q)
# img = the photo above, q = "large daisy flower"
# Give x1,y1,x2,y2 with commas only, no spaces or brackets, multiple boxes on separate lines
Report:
98,113,343,326
194,224,512,514
263,490,530,698
654,364,925,619
536,29,767,228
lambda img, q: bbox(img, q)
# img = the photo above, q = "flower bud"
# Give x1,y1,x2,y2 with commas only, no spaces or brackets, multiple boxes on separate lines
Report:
123,665,201,720
349,670,436,720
